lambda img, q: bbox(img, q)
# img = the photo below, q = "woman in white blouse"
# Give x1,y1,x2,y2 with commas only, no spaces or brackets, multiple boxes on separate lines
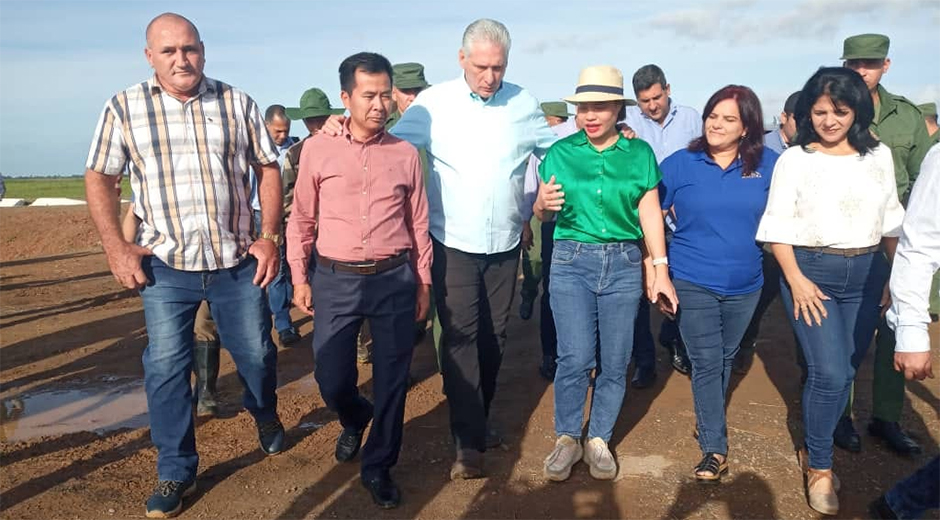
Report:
756,67,904,516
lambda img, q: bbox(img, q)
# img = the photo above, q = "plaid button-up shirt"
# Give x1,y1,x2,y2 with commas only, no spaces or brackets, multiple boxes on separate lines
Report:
86,76,279,271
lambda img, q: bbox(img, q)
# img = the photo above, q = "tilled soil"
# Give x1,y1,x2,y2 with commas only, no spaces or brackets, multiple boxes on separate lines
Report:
1,205,937,519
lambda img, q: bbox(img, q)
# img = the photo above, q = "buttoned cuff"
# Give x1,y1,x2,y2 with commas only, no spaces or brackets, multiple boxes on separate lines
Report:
894,325,931,353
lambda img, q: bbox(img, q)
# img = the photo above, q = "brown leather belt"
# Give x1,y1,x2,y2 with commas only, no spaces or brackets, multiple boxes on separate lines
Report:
317,252,409,275
796,244,881,257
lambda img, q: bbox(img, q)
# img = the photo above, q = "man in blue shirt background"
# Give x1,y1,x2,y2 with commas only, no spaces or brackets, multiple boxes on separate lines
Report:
762,91,800,155
623,64,700,386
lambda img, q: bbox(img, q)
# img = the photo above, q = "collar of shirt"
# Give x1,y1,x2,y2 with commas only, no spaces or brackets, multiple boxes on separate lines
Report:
692,149,743,174
569,128,632,153
875,84,898,122
342,118,389,145
460,74,504,105
146,75,216,99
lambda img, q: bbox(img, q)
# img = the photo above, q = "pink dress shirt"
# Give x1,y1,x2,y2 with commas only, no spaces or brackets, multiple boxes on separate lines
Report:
286,125,432,285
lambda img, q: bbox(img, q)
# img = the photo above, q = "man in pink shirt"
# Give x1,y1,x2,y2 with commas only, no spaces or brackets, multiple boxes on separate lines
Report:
286,52,432,509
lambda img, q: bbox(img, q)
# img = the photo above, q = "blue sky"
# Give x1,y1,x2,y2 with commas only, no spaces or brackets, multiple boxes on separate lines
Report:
1,0,937,176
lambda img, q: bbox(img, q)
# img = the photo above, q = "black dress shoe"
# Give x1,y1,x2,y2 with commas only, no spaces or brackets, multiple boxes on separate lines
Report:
362,473,401,509
519,296,535,320
336,427,366,462
257,419,285,455
631,366,656,389
278,328,302,347
833,416,862,453
671,341,692,375
868,419,922,455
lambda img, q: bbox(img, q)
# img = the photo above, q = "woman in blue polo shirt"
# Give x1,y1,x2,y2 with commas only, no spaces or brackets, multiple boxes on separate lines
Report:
659,85,778,483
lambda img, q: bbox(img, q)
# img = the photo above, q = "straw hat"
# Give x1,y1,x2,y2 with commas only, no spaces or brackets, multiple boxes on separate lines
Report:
564,65,626,104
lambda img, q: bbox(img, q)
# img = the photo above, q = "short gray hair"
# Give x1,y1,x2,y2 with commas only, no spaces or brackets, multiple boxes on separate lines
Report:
461,18,511,59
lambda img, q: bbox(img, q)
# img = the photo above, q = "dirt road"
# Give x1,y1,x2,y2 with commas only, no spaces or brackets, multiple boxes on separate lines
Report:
1,205,937,519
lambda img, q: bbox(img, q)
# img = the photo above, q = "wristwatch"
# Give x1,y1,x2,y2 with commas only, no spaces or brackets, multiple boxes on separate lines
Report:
259,232,282,246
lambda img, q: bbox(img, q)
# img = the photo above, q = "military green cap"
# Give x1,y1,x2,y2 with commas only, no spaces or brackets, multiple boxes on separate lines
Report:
393,62,429,90
541,101,571,118
841,33,890,60
918,102,937,117
285,88,344,120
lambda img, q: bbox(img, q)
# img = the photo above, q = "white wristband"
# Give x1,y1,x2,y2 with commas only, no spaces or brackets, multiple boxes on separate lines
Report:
651,256,668,266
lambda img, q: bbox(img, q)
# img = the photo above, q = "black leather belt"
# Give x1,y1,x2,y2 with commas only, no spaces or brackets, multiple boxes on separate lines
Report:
796,245,881,257
317,252,408,275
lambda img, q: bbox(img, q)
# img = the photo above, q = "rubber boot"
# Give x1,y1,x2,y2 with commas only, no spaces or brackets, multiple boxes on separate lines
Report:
193,340,221,416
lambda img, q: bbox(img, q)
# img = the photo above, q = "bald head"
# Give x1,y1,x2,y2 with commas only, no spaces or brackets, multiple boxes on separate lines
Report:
146,12,200,48
143,12,205,101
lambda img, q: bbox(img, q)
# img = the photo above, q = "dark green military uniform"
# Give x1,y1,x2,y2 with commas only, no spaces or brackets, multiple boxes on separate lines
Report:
840,35,933,428
870,85,932,202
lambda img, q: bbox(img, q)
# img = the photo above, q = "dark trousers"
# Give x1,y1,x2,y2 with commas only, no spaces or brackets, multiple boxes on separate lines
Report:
633,299,656,372
311,261,416,478
540,221,557,360
432,239,519,452
885,456,939,518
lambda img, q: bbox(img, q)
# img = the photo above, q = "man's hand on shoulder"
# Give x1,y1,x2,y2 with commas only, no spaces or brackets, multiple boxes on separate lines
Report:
106,242,153,290
616,122,637,139
248,238,279,288
321,115,347,137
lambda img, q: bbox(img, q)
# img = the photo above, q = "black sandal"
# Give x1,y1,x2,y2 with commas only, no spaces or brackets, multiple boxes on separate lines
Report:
694,453,728,483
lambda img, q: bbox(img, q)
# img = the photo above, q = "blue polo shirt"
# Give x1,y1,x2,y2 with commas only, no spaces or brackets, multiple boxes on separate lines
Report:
659,148,779,295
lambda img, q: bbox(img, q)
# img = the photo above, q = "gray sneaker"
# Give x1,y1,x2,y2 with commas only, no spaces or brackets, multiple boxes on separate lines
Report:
543,435,582,482
583,437,617,480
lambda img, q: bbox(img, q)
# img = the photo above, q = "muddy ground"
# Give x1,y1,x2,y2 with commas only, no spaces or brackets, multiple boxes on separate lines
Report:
1,205,938,519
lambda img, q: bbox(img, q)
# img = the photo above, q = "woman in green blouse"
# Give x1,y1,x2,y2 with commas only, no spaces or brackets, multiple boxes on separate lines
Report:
534,65,676,482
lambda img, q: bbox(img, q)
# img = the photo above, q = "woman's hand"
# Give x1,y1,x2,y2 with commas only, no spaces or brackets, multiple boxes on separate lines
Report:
789,273,830,326
534,175,564,220
650,267,678,317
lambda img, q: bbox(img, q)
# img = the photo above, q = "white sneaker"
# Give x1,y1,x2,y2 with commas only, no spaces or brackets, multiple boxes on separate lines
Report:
583,437,617,480
543,435,582,481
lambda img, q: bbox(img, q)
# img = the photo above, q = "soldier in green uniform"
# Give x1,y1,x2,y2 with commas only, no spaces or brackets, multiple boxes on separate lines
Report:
835,33,933,456
919,102,939,144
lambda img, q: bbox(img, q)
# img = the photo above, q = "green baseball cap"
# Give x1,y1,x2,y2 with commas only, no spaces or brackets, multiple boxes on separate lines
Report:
541,101,571,118
393,62,429,90
285,88,344,120
841,33,890,60
918,102,937,117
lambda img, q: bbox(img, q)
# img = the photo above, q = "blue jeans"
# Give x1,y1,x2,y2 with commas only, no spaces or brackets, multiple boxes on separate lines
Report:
267,241,294,333
885,456,939,519
140,256,278,482
674,279,760,455
780,249,888,470
550,240,643,441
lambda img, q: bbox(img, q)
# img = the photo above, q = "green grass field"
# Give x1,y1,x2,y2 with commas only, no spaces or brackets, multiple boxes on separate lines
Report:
3,177,131,201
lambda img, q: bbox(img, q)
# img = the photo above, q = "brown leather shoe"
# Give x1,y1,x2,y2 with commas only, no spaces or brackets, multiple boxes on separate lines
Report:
450,449,484,480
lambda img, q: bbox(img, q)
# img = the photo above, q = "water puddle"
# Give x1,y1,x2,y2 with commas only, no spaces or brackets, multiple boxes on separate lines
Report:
1,379,149,442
